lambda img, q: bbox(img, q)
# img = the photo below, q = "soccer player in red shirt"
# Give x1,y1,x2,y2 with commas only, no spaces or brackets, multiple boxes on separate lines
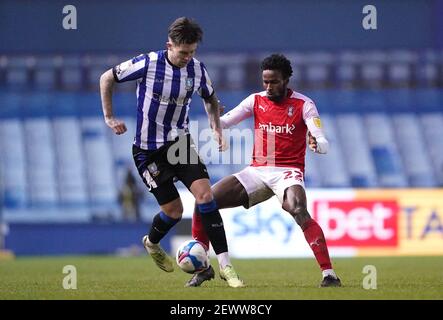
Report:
186,54,341,288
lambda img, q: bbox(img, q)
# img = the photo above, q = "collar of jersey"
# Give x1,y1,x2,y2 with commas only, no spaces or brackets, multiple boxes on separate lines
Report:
164,50,184,70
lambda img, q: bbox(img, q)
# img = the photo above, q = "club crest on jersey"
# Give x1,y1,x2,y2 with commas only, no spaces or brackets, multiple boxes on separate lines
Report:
147,162,160,177
115,60,132,76
185,78,194,91
288,106,294,116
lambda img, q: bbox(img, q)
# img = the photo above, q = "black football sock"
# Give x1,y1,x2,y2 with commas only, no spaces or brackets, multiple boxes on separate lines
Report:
197,200,228,254
148,211,180,244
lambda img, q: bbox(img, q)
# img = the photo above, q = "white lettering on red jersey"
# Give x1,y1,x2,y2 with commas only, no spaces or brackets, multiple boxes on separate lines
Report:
221,89,325,172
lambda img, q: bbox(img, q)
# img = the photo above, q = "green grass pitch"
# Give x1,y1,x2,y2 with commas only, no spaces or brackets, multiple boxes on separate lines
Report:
0,255,442,300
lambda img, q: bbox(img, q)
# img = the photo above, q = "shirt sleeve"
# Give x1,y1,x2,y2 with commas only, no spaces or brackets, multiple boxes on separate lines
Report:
112,54,147,83
197,62,215,99
220,94,255,128
303,100,324,137
303,100,329,154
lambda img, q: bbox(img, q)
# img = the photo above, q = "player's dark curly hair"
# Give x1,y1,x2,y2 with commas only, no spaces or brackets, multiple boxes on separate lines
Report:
168,17,203,44
261,54,293,79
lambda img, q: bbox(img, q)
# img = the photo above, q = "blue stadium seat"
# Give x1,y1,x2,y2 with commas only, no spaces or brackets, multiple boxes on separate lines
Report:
0,119,27,208
53,117,88,205
34,56,59,90
392,113,436,187
387,50,416,87
81,117,118,212
305,149,323,188
24,117,58,206
364,113,408,187
313,114,350,187
109,116,137,187
335,113,377,187
304,52,334,88
60,56,83,90
415,51,441,87
360,51,387,88
335,51,359,88
5,57,30,89
420,113,443,186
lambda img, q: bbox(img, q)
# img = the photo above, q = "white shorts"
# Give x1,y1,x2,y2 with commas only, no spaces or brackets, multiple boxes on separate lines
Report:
233,166,305,208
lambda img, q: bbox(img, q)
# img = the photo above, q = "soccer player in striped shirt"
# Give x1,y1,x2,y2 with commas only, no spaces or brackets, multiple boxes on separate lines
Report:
190,54,342,287
99,17,243,288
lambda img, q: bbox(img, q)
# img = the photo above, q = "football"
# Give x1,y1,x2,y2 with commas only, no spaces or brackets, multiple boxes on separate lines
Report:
176,240,210,274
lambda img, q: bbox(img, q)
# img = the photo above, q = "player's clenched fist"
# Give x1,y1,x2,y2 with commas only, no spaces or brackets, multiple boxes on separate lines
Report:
307,131,317,152
105,117,127,135
213,129,228,152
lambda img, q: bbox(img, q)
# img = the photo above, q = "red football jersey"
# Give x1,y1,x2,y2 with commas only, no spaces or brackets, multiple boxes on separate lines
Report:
253,89,311,170
221,89,321,173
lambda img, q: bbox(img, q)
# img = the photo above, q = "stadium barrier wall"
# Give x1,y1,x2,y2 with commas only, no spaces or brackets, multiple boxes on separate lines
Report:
174,188,443,258
4,222,172,256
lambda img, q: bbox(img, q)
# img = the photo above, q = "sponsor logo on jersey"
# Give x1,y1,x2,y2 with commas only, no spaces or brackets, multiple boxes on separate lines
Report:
116,60,132,76
185,78,194,91
258,122,296,134
313,117,322,128
151,93,189,106
258,105,266,112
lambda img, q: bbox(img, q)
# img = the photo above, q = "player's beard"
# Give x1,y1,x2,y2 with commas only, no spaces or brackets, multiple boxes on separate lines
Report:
267,88,286,102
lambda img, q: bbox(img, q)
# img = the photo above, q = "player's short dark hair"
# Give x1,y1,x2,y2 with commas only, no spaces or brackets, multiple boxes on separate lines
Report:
168,17,203,45
261,54,293,80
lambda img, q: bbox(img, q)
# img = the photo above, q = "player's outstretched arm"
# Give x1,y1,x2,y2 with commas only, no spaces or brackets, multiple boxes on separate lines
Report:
219,94,254,129
99,69,127,135
203,92,227,151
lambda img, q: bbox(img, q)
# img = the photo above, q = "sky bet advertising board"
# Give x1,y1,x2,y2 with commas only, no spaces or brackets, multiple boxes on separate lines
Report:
179,189,443,258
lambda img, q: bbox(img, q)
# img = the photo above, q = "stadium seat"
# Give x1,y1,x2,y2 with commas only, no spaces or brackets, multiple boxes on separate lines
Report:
387,50,416,87
303,52,334,89
81,117,118,215
415,50,441,87
108,116,137,187
305,149,323,188
420,113,443,186
360,51,387,88
23,117,59,206
312,114,350,187
392,113,436,187
60,55,83,90
334,51,360,88
5,56,31,89
0,119,27,208
364,113,408,187
335,113,377,187
53,117,88,205
34,56,60,90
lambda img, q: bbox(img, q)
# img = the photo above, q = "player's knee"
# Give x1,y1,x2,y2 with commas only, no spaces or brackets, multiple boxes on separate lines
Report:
284,201,307,218
162,202,184,219
195,190,214,204
165,209,183,220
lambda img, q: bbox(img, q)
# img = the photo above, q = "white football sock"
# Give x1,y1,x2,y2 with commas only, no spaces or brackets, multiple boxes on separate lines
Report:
322,269,338,279
217,252,231,269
